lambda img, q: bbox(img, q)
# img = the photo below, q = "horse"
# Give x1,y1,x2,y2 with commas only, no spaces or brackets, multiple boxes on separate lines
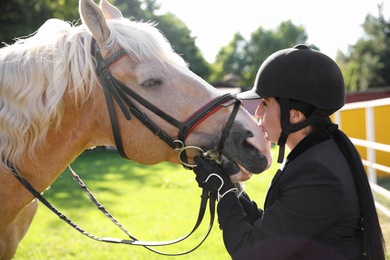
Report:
0,0,272,258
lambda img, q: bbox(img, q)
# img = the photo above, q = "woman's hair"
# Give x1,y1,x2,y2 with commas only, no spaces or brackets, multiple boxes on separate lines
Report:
289,99,315,118
273,98,315,118
316,119,386,260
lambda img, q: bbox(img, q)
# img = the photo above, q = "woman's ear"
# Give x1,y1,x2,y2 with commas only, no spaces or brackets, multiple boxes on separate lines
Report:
289,109,305,124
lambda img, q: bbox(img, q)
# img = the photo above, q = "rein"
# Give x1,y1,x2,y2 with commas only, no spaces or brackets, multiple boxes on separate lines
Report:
11,165,216,256
9,38,242,255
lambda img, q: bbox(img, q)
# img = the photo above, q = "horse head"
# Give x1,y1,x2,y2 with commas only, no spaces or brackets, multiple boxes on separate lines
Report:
78,0,271,180
0,0,272,257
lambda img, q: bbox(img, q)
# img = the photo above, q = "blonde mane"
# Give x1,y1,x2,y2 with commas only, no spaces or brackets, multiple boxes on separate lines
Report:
0,17,187,169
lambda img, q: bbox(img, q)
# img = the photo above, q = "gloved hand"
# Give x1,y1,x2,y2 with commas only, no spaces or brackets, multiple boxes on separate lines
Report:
193,156,238,201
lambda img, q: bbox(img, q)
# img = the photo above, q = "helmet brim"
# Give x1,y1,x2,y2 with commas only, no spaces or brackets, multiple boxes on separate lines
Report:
236,89,261,100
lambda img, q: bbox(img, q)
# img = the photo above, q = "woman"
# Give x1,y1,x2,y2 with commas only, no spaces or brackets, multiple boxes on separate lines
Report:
193,45,386,259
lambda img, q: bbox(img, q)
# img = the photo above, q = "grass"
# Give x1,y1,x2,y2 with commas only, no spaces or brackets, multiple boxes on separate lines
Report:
14,149,275,260
13,148,390,259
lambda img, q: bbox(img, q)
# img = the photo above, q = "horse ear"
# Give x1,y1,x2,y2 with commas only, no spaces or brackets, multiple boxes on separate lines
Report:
100,0,123,20
79,0,110,43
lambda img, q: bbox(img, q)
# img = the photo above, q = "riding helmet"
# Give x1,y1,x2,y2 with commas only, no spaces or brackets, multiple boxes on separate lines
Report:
238,44,345,112
237,44,346,163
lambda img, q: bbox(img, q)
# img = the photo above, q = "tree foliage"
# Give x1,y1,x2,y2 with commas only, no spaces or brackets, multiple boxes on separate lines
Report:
336,3,390,91
151,12,211,78
211,20,318,89
0,0,66,44
2,0,389,90
0,0,210,78
109,0,210,77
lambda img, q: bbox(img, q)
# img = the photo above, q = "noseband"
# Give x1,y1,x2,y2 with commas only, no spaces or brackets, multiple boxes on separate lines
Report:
91,39,241,168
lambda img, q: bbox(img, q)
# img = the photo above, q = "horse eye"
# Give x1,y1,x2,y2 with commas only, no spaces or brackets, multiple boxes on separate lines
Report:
141,79,162,88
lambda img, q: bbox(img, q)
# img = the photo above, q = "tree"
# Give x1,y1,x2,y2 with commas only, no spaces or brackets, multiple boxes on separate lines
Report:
0,0,210,79
336,3,390,91
210,33,247,83
211,20,315,89
113,0,150,20
0,0,56,45
110,0,210,78
151,12,211,78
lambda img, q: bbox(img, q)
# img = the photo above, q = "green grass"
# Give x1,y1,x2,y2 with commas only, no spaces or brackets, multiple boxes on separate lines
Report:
13,148,390,259
13,148,276,259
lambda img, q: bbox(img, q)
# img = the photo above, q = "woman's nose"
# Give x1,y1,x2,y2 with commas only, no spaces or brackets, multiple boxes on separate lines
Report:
255,105,263,120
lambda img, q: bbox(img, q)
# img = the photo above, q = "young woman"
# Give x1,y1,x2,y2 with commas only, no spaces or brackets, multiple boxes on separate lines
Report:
193,45,386,259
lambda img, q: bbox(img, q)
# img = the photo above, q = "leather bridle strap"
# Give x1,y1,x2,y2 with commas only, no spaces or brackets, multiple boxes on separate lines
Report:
178,95,240,168
178,94,240,142
91,39,240,166
10,163,216,256
68,166,216,255
92,39,180,159
218,100,240,154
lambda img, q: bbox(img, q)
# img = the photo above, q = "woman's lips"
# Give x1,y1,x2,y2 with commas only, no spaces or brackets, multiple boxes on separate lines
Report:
260,125,268,139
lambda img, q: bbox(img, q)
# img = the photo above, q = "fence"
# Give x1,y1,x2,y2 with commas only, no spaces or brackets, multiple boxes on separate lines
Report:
333,97,390,217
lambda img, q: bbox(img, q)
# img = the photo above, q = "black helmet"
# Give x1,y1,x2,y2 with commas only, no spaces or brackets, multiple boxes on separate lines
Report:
238,44,346,163
238,44,345,112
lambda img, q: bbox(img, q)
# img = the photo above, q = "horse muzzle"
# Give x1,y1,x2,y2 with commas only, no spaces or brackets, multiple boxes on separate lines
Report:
219,124,270,179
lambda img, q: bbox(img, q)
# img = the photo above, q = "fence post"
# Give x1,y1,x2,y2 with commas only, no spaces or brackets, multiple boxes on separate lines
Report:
334,111,341,128
365,106,377,183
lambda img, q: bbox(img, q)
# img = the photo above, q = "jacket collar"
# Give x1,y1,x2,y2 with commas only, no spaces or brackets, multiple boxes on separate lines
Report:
286,127,333,163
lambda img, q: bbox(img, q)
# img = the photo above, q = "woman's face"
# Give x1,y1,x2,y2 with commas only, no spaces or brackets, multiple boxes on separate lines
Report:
255,97,282,143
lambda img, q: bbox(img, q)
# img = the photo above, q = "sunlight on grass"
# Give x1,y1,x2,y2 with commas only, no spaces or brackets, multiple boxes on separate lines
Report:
14,149,278,260
13,148,390,259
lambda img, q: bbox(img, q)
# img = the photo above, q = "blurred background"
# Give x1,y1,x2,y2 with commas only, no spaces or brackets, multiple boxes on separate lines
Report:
1,0,389,93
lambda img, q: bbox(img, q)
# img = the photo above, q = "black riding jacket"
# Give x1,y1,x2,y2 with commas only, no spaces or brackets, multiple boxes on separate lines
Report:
217,129,364,259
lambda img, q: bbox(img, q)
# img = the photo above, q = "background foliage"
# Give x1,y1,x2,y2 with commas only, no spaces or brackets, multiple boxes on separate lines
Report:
336,4,390,91
0,0,389,89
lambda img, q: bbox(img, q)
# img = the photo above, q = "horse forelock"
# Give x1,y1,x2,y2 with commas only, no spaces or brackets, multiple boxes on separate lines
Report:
0,16,188,170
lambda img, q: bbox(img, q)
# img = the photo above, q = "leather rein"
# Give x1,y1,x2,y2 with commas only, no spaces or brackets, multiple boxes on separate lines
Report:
10,38,241,256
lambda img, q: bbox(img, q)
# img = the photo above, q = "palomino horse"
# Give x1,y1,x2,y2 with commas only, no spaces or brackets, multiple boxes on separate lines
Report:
0,0,271,258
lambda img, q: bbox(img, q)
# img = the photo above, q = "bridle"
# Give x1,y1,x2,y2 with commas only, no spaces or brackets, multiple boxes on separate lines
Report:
91,38,241,168
10,38,242,256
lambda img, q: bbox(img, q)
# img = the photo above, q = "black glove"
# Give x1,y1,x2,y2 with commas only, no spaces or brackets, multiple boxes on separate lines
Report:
193,156,237,201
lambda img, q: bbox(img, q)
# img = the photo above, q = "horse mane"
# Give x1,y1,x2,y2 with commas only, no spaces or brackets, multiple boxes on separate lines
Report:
0,17,187,170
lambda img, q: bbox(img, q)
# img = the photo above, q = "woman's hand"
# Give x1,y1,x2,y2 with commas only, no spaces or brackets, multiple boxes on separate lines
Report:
193,156,237,201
